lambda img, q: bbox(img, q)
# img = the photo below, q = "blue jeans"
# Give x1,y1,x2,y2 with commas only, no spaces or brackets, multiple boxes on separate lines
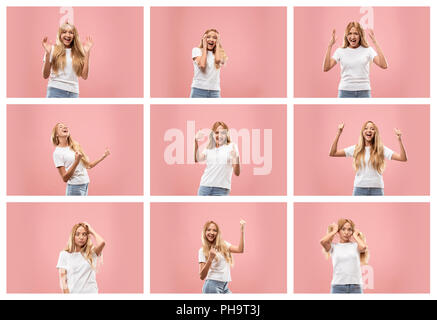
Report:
190,87,221,98
338,90,371,98
197,186,230,196
331,284,363,294
353,187,384,196
202,280,231,294
47,86,79,98
66,183,89,196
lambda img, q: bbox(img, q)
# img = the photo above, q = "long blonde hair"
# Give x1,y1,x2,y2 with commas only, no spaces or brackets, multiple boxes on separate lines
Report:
201,221,233,266
342,22,369,49
51,23,86,76
64,223,96,268
51,123,91,168
198,29,227,69
353,121,385,174
206,121,232,149
323,218,369,265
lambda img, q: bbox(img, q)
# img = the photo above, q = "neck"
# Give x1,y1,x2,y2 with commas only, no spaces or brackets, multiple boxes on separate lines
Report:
339,239,351,243
364,140,373,147
58,137,69,147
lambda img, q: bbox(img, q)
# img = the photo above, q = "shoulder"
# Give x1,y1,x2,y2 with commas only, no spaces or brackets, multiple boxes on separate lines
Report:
59,250,70,258
192,47,202,54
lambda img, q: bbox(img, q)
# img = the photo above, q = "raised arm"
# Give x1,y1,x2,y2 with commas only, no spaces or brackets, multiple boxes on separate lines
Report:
84,148,110,169
58,268,70,293
42,37,52,79
85,222,106,256
81,36,93,80
390,128,407,162
194,131,206,163
230,144,240,176
214,35,226,66
194,36,208,71
57,152,83,182
353,229,367,253
199,247,216,280
229,219,246,254
368,29,388,69
320,223,338,253
329,123,346,157
323,29,337,72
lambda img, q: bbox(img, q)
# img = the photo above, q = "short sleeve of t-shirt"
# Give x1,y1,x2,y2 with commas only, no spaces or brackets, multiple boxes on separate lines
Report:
56,251,68,269
344,145,356,157
192,47,202,59
369,47,378,60
332,48,341,62
383,146,394,160
53,150,65,168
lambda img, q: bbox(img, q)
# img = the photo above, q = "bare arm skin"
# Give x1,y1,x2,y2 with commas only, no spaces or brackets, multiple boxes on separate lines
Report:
194,131,207,163
83,149,110,169
81,36,93,79
42,38,52,79
390,128,407,162
57,152,83,182
320,223,338,253
368,30,388,69
323,29,338,72
59,268,70,293
329,123,346,157
85,222,106,257
230,144,240,176
353,230,368,253
229,220,245,253
194,36,208,71
199,247,216,280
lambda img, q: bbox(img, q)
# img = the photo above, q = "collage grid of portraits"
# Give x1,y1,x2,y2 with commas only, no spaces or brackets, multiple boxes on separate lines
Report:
0,0,435,301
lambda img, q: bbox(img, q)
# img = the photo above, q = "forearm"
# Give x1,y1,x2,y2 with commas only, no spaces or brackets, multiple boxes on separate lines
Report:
237,229,245,253
232,157,240,176
195,140,199,162
373,41,387,69
81,52,90,79
329,132,341,156
215,47,224,64
87,154,108,169
42,54,51,79
353,234,367,251
323,45,333,72
320,231,337,246
200,259,213,280
59,271,69,293
63,161,80,182
199,49,207,69
398,138,407,161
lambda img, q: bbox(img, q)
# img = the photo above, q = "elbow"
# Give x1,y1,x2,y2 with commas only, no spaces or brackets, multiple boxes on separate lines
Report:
62,176,69,183
329,151,335,157
82,74,88,80
199,274,206,281
235,171,240,177
43,73,49,79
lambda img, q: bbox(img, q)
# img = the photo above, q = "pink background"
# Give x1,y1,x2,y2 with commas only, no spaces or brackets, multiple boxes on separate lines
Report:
294,202,430,294
7,7,143,97
150,202,287,293
294,7,430,97
150,105,287,195
151,7,287,97
294,105,429,196
7,202,143,293
7,105,143,195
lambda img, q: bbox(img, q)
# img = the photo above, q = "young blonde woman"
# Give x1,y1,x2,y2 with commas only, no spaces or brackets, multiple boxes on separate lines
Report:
323,22,387,98
329,121,407,196
51,123,110,196
320,218,368,294
56,222,105,293
195,121,240,196
190,29,228,98
199,219,246,294
42,22,93,98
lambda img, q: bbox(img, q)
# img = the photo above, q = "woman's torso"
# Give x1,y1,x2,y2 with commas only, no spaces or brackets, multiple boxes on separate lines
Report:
330,242,362,285
53,146,90,185
191,47,221,91
198,242,232,282
57,251,98,293
46,47,80,93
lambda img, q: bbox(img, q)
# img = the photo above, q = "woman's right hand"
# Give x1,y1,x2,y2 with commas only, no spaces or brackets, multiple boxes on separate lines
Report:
330,222,339,234
195,130,206,141
329,29,336,47
209,247,217,260
42,37,52,55
337,122,344,133
75,152,83,162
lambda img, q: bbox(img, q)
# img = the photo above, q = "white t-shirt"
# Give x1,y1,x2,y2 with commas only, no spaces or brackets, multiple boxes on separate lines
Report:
191,47,221,91
199,142,239,190
53,146,90,185
44,46,79,94
344,145,393,188
330,242,362,285
332,46,378,91
56,251,98,293
198,241,232,282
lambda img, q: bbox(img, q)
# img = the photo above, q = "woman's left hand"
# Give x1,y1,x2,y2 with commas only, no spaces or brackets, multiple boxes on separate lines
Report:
240,219,246,231
103,148,111,157
83,36,94,54
353,229,361,238
394,128,402,138
368,29,377,44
